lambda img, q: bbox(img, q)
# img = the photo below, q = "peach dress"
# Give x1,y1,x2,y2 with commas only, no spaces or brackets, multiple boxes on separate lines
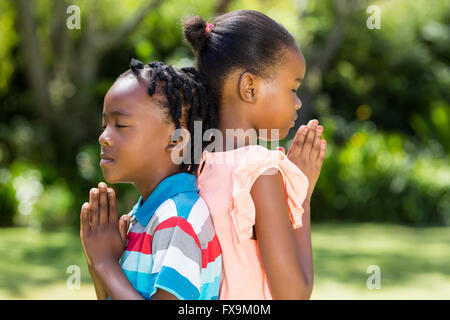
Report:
196,145,309,299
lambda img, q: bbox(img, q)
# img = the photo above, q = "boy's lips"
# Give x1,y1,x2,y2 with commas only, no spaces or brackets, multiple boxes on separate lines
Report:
100,153,114,165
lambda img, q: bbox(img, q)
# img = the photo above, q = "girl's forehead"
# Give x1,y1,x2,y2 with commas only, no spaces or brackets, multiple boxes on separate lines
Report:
278,47,306,78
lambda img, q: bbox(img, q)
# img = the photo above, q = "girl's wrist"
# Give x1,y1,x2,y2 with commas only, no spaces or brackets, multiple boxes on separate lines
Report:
304,195,311,205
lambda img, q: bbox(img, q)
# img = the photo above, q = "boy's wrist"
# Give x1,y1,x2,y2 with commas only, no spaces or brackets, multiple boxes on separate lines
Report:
93,259,120,274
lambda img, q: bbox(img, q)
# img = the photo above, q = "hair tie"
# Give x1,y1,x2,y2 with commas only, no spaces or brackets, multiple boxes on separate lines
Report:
205,23,213,34
130,58,144,71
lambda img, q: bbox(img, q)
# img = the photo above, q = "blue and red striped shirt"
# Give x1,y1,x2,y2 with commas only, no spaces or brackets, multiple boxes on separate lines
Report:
119,173,222,300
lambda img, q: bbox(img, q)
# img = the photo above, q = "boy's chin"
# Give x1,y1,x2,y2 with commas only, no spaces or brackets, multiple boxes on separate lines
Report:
101,172,121,184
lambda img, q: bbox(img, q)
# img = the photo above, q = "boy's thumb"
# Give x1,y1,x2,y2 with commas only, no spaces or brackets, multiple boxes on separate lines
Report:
119,215,131,244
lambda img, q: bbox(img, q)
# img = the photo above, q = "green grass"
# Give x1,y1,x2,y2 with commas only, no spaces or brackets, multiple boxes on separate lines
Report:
0,223,449,299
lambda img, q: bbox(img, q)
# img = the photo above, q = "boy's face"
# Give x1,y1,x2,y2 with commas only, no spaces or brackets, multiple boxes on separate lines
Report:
252,46,306,140
99,76,175,184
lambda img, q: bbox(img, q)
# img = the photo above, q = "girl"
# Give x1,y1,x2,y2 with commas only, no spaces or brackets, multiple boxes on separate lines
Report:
183,10,326,299
79,59,222,300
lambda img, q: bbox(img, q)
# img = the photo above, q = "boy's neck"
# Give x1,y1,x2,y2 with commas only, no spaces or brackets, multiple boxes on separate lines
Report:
134,166,181,202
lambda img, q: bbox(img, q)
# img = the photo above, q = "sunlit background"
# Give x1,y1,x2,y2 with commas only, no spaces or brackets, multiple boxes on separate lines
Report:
0,0,449,299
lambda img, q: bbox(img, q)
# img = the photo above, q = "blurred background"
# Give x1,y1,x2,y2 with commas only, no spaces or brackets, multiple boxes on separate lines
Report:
0,0,448,299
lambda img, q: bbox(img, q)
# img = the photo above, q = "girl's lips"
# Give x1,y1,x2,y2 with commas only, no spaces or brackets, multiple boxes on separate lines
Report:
289,120,296,128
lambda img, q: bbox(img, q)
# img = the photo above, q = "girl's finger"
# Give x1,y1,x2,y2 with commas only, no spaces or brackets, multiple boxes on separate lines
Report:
303,120,317,157
318,139,327,163
107,187,118,224
89,188,99,227
288,125,308,158
98,182,109,225
310,125,323,160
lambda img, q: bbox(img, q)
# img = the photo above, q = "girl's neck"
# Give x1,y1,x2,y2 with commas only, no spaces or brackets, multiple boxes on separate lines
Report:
218,104,256,151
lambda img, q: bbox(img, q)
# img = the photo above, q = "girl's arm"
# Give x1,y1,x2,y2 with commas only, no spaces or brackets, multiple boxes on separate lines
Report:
293,198,314,294
251,170,313,299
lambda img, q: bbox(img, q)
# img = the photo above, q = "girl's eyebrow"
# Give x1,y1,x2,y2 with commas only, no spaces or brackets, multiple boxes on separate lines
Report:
295,78,304,83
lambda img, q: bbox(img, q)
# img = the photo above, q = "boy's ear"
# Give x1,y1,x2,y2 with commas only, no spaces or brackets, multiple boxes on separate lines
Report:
165,134,183,152
238,72,258,103
165,127,190,153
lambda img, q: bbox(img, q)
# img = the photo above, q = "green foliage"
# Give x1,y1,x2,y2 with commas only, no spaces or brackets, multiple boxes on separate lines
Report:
288,116,450,226
0,0,449,228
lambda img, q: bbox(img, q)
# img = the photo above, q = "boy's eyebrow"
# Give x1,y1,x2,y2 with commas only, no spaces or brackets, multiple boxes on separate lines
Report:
295,78,304,83
102,110,132,118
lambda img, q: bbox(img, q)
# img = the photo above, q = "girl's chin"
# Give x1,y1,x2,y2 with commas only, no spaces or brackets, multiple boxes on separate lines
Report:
258,130,289,141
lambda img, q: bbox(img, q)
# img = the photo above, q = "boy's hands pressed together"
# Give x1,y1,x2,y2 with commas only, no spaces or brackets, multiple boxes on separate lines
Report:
80,182,127,269
287,119,327,201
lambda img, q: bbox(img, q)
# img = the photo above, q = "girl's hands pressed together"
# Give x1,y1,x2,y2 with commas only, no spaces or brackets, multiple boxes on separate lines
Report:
287,119,327,201
80,182,129,269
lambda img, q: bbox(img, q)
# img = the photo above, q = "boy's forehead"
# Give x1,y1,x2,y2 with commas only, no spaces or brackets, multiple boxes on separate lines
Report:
104,77,150,116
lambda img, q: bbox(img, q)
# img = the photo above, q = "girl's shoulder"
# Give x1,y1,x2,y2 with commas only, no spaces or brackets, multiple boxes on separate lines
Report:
229,145,310,242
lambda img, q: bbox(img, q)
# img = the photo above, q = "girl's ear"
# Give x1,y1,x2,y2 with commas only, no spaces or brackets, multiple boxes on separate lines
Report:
238,72,258,103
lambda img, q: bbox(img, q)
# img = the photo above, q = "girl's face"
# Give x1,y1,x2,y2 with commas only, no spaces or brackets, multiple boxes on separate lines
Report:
99,76,175,184
251,46,306,140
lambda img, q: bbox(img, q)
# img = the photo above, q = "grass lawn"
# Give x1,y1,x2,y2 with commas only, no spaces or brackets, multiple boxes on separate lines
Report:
0,223,449,299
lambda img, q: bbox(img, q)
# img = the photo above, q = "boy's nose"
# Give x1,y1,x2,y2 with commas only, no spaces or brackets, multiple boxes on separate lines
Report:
99,131,112,146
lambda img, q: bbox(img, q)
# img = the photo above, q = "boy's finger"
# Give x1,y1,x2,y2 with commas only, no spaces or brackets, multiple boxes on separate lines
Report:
98,182,109,225
310,125,323,160
89,188,99,227
81,202,91,234
107,187,118,224
119,214,130,244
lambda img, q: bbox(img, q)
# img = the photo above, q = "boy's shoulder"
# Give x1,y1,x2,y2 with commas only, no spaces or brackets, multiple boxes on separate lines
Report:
145,192,212,242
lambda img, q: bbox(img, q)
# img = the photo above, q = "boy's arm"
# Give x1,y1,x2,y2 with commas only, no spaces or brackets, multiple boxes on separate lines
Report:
88,265,109,300
93,261,177,300
251,171,313,299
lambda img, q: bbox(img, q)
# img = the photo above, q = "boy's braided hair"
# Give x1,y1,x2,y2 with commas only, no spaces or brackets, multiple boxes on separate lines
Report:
120,58,217,174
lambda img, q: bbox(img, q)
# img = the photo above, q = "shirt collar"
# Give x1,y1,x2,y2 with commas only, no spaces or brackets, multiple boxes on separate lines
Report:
131,172,198,226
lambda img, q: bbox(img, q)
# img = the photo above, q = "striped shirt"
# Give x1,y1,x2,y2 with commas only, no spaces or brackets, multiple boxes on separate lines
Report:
119,173,222,300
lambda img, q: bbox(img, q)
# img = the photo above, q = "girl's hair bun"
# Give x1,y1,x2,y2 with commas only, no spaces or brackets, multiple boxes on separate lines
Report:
183,16,210,53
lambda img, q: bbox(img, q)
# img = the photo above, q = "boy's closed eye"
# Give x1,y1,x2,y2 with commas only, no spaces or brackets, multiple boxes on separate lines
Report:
100,124,130,133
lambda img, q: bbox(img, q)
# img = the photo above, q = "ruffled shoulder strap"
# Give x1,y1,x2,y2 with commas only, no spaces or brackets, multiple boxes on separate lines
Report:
230,145,309,243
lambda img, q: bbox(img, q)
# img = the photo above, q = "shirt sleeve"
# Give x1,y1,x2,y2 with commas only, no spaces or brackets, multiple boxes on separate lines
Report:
150,216,203,300
230,145,309,243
